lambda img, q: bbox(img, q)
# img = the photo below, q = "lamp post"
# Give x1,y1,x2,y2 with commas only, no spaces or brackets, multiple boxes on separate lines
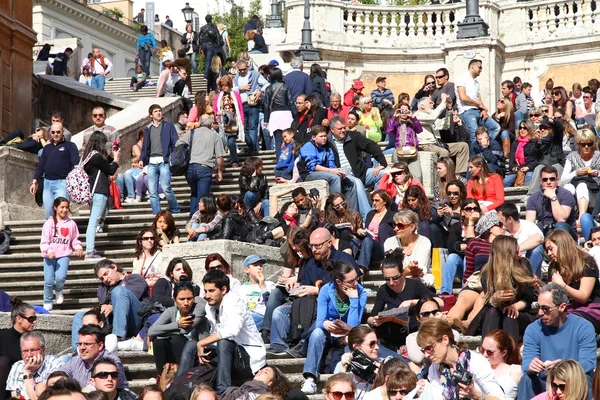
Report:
297,0,320,61
457,0,489,38
181,2,194,24
266,0,284,28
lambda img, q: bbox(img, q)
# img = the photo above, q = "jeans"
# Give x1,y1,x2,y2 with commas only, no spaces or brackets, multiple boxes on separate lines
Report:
177,340,198,376
147,163,180,215
43,256,70,304
357,236,384,271
138,45,152,75
91,75,106,90
187,52,198,74
460,108,501,148
243,192,269,216
344,168,385,220
526,245,545,279
114,173,125,200
201,44,214,78
111,285,142,338
185,164,213,217
136,175,163,199
123,172,138,199
214,339,254,395
441,253,464,294
554,222,578,242
503,172,533,187
498,129,515,141
580,213,597,241
71,311,85,352
273,130,283,160
251,313,264,331
43,179,69,219
152,336,197,375
243,104,260,153
85,193,108,253
263,287,287,333
227,135,239,164
304,328,343,378
270,305,291,348
305,172,358,211
191,223,212,241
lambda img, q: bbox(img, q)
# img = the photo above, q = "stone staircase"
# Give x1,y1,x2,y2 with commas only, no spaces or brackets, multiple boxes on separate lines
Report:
0,146,530,392
104,74,208,100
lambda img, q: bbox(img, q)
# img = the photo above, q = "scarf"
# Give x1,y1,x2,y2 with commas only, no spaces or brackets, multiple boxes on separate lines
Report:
282,213,297,227
515,136,529,166
439,348,472,400
215,91,245,140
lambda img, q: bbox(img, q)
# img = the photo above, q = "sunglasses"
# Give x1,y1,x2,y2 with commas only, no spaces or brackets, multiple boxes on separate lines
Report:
530,113,542,117
498,99,505,103
141,236,154,241
238,68,248,72
20,315,37,323
333,201,346,209
392,171,406,176
580,142,594,147
419,309,440,318
479,347,498,357
51,131,62,134
364,340,378,348
208,264,224,270
387,390,410,397
420,342,438,354
519,126,527,130
541,177,557,182
394,222,410,230
446,191,460,196
435,75,445,79
539,305,557,314
552,92,561,96
426,82,435,85
93,114,105,118
551,381,566,392
583,95,592,99
463,206,479,212
383,274,402,282
330,392,354,400
76,342,98,348
93,371,119,380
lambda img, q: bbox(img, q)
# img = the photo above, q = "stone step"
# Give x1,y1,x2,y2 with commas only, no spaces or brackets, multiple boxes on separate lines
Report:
0,257,133,271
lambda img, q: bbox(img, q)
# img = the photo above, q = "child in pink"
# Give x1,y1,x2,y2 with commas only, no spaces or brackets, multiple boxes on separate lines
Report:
40,197,84,311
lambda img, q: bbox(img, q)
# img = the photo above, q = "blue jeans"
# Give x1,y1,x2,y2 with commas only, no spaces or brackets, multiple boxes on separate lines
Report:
273,130,284,160
526,245,545,279
139,45,152,75
303,327,342,378
243,104,260,153
243,192,269,216
191,222,212,241
460,108,501,147
503,172,533,187
251,313,264,331
186,52,198,74
580,213,597,241
71,311,85,352
91,75,106,90
111,285,142,339
185,164,213,217
214,339,253,395
305,172,358,211
115,173,125,200
270,305,291,348
85,194,108,253
201,44,214,78
123,172,137,199
43,179,69,219
441,253,464,294
263,287,287,333
554,222,578,242
357,236,384,271
227,135,239,164
43,256,70,304
345,169,384,220
498,130,515,141
147,163,180,215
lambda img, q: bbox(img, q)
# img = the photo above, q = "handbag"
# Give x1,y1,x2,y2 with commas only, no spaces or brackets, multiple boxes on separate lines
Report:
465,271,482,291
247,92,258,107
395,146,418,159
514,170,526,187
571,174,599,192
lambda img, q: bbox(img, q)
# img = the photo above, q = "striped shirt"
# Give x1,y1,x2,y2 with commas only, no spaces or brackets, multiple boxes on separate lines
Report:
331,137,352,172
7,355,64,398
464,238,492,284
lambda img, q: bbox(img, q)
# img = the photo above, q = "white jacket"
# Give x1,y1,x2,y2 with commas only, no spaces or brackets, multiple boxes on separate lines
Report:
413,102,447,146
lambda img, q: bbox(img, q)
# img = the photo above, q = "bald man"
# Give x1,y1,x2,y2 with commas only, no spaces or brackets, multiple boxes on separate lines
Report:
265,227,359,355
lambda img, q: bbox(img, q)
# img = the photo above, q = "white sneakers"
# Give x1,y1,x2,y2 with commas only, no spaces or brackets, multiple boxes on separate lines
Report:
43,303,53,311
118,338,144,351
55,291,64,305
301,377,317,394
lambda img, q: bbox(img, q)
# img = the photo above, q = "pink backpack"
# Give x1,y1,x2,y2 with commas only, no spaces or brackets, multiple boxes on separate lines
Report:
66,151,100,204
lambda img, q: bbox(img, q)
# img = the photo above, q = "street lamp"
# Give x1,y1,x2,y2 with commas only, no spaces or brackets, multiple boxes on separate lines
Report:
182,2,195,24
456,0,489,38
266,0,284,28
297,0,320,61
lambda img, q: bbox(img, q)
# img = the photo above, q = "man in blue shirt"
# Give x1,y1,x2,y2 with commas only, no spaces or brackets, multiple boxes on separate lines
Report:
371,77,395,110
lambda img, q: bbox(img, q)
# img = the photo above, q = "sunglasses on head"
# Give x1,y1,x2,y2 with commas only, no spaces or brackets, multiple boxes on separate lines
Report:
541,177,557,182
20,315,37,323
93,371,119,380
387,390,410,397
419,309,440,318
330,392,355,400
551,381,566,392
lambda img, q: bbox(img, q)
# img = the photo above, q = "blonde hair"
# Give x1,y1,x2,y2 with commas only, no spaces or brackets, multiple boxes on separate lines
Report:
546,360,588,400
481,236,534,302
190,384,216,400
545,229,589,284
576,128,597,149
210,55,222,74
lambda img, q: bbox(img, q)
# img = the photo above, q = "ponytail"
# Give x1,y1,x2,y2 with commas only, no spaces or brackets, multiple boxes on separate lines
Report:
10,297,34,325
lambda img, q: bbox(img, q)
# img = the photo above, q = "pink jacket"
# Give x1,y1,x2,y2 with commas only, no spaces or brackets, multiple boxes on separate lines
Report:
40,217,83,258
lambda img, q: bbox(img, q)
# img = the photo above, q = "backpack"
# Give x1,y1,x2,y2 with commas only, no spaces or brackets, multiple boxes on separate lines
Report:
164,365,217,400
208,24,223,47
169,129,194,176
66,150,100,204
287,295,318,344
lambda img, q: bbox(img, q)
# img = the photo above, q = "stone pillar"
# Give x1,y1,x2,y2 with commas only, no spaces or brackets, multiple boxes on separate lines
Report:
456,0,489,39
0,0,38,137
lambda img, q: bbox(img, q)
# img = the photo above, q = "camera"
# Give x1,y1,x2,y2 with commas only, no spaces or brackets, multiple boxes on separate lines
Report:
348,348,377,383
542,224,555,237
452,370,473,386
179,275,190,282
399,110,408,115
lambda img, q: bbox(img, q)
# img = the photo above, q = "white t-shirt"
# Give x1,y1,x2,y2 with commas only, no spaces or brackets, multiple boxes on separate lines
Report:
511,219,543,256
455,72,480,114
383,235,433,286
236,280,275,316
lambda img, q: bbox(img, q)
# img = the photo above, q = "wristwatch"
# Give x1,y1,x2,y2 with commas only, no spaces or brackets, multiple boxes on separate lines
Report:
550,196,558,202
22,374,34,380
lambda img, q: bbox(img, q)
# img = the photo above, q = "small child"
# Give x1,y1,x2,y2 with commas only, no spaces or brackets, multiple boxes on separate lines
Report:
40,197,84,311
152,210,180,247
130,65,147,92
238,255,275,331
274,128,296,181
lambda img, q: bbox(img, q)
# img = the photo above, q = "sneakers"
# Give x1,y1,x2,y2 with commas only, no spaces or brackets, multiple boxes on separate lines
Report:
84,252,103,260
266,343,288,356
43,303,53,311
124,198,135,203
133,197,141,203
260,330,270,344
55,291,64,305
118,338,144,351
286,341,305,358
301,377,317,394
95,226,103,233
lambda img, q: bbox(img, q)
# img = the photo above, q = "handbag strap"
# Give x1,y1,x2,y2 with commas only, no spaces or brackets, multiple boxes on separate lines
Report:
269,83,283,112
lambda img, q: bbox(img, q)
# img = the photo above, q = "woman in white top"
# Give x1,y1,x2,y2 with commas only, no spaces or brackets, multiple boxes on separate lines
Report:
79,66,92,86
417,318,505,400
132,228,163,290
383,210,433,286
480,329,522,400
156,61,180,97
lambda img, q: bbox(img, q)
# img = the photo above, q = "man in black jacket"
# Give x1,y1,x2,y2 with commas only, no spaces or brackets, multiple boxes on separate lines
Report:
328,115,387,220
526,117,565,195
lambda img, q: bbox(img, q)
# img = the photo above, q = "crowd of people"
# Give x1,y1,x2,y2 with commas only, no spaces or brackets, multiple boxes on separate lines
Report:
10,30,600,400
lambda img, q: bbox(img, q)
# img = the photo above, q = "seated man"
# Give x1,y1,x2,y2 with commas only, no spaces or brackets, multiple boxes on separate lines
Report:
518,283,596,400
469,126,504,174
7,332,63,400
88,357,137,400
299,125,358,213
197,270,266,395
525,165,581,241
60,325,128,389
238,255,275,332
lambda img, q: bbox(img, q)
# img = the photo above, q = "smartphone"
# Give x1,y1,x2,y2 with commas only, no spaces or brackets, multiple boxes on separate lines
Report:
112,141,120,151
310,188,320,199
188,314,195,320
289,287,301,296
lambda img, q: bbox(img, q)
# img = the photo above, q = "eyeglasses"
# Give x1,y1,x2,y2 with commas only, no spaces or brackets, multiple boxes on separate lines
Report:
539,304,558,314
463,206,479,212
310,239,330,250
238,68,247,72
479,346,498,357
332,201,346,210
20,315,37,323
383,274,402,282
394,222,410,230
92,114,105,118
141,236,154,241
208,264,224,270
329,392,355,400
551,381,566,392
420,341,438,354
446,191,460,196
387,390,410,397
541,177,557,182
21,348,42,354
419,309,440,318
580,142,594,147
76,342,98,348
92,371,119,380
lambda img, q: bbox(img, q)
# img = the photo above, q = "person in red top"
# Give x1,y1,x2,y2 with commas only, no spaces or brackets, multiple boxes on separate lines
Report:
324,93,349,127
378,163,425,211
466,155,505,213
344,80,365,107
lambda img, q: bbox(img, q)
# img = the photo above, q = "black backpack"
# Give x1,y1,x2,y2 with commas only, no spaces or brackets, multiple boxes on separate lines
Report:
287,295,317,344
203,24,223,47
169,129,194,176
164,365,217,400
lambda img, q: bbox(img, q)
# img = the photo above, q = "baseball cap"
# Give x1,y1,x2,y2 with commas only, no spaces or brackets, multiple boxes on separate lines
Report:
475,211,503,237
376,77,386,83
539,121,552,129
268,60,279,67
352,80,365,90
243,255,266,268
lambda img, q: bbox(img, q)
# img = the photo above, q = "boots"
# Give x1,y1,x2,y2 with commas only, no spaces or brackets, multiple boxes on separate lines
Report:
501,138,511,159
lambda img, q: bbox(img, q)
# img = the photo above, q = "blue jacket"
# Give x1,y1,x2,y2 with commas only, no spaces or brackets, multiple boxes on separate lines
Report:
315,281,367,330
140,121,179,165
233,70,260,98
137,33,157,50
299,140,336,174
470,139,504,169
33,140,80,181
275,141,295,174
299,247,359,286
283,70,312,101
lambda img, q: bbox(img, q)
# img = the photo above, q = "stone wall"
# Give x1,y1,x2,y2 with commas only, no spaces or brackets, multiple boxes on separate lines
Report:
0,312,73,354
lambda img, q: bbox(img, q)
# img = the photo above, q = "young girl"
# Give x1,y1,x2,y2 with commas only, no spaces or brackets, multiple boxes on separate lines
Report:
132,228,163,290
152,210,180,247
40,197,84,311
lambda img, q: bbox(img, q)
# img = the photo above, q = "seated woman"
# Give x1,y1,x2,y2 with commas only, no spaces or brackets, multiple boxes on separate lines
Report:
359,96,383,142
239,156,270,217
385,104,423,181
301,261,367,395
203,253,241,294
321,192,363,237
433,157,467,201
185,195,222,241
320,222,353,256
132,228,163,290
250,199,301,245
152,211,180,247
363,189,396,246
531,359,588,400
545,229,600,333
2,127,49,155
504,120,537,188
468,236,536,341
210,194,248,242
368,248,441,352
378,163,424,211
466,155,505,213
430,180,466,249
221,366,290,400
323,374,356,400
383,210,433,286
416,318,505,399
480,329,523,400
401,185,437,238
147,281,209,376
363,358,413,400
491,96,516,158
151,258,199,308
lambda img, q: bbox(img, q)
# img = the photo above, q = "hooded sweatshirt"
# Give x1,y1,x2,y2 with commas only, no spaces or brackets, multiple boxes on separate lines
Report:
40,216,83,258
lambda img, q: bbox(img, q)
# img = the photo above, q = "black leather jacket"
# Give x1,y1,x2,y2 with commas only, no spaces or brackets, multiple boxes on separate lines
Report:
180,31,199,53
239,174,269,202
263,82,296,123
211,211,248,241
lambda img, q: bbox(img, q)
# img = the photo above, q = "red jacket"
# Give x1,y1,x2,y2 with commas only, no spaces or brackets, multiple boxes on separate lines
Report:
327,105,350,122
344,89,357,107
